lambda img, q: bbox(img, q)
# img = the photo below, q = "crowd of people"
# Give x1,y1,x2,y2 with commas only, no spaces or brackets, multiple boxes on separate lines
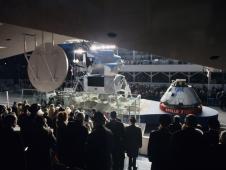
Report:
148,114,226,170
0,100,226,170
130,84,167,101
0,102,142,170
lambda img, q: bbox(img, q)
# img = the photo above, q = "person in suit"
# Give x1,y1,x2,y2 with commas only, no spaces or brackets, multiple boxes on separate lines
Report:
86,111,113,170
125,116,142,170
0,114,26,170
27,115,56,170
65,112,88,169
203,118,221,170
148,114,172,170
56,111,68,166
170,114,204,170
169,115,182,133
106,111,125,170
217,131,226,170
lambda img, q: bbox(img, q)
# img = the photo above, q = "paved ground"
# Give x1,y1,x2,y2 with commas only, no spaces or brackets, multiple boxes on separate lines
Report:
124,155,151,170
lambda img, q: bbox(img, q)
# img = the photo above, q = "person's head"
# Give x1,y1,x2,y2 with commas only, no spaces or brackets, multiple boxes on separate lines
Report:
70,105,75,111
65,107,72,115
159,114,172,128
185,114,197,128
92,109,96,115
0,105,7,114
93,111,105,127
173,115,181,124
130,116,136,125
75,112,85,124
29,103,41,115
69,111,75,120
50,104,55,110
208,118,220,130
57,111,68,123
17,102,23,110
220,130,226,145
110,111,117,120
58,107,65,112
7,107,12,113
3,114,17,128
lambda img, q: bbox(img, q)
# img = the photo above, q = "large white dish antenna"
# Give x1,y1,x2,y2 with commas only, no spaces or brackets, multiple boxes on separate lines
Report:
28,43,68,92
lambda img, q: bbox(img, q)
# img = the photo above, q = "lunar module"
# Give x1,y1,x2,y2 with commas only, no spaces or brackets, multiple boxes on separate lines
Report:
26,41,139,115
160,79,202,115
69,47,137,113
84,49,131,97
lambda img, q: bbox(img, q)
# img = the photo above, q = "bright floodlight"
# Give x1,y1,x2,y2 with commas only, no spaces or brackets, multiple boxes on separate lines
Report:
74,48,86,54
90,44,117,51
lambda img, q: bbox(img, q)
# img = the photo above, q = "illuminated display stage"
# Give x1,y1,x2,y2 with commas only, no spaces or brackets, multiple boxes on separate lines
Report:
138,99,218,129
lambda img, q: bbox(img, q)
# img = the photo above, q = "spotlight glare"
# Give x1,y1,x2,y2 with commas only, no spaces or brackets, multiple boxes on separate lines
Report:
90,44,116,51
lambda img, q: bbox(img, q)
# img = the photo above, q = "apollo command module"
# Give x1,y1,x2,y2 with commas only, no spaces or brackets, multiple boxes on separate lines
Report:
160,79,202,115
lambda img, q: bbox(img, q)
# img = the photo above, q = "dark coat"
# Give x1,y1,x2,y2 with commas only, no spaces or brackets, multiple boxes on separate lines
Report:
148,128,172,170
106,119,125,157
216,144,226,170
56,122,68,165
0,127,26,170
203,129,219,147
86,125,113,170
64,120,88,168
106,119,125,170
27,126,56,170
170,127,204,170
169,122,182,133
125,124,142,157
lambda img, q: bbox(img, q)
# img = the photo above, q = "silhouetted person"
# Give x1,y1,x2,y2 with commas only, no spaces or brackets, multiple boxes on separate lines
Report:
48,104,55,119
219,90,226,109
169,115,182,133
84,114,93,133
43,107,54,128
148,114,172,170
170,114,204,170
20,103,41,147
17,104,30,126
0,104,8,118
0,114,26,170
68,111,76,122
203,118,220,147
203,119,222,170
66,112,88,169
12,101,18,113
0,105,7,128
125,117,142,170
27,115,56,170
106,111,125,170
217,131,226,170
56,111,68,165
86,111,113,170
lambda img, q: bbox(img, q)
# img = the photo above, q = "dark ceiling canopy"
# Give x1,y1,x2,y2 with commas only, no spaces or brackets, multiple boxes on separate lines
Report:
0,0,226,69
